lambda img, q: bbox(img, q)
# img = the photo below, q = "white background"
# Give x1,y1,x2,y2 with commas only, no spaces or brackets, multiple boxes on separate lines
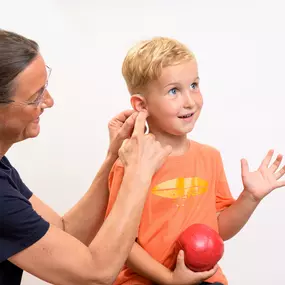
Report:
1,0,285,284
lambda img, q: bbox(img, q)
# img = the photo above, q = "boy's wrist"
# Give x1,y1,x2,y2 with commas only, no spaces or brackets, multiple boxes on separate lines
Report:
160,270,175,285
240,189,262,204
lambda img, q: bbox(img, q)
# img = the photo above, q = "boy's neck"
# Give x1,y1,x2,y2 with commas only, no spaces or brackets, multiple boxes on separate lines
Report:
148,128,190,156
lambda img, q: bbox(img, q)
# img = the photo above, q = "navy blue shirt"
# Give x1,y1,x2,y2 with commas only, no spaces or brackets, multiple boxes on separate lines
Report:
0,156,49,285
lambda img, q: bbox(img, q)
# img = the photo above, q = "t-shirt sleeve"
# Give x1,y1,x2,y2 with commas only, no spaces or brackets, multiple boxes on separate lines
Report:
105,160,125,218
0,176,50,262
12,166,33,200
215,151,235,212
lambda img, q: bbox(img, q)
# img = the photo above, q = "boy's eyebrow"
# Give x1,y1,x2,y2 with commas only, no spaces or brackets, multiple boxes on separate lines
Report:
163,77,200,88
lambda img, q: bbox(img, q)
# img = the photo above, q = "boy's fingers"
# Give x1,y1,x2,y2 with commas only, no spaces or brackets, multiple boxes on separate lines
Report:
261,149,274,168
270,154,283,173
276,164,285,180
241,158,249,176
197,264,218,280
177,250,184,261
132,111,149,138
176,250,187,269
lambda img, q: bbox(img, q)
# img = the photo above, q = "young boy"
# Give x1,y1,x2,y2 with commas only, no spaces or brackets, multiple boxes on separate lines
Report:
105,37,285,285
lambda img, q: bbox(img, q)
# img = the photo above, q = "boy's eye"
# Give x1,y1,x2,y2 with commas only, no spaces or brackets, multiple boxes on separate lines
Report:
190,82,199,90
168,88,178,95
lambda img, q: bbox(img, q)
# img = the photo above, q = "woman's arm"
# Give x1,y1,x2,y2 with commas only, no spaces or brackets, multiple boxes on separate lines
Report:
9,111,172,285
30,110,138,245
30,153,117,245
11,168,151,285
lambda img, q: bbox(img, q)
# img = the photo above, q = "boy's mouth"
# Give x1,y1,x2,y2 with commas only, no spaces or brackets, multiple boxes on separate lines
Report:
177,112,194,119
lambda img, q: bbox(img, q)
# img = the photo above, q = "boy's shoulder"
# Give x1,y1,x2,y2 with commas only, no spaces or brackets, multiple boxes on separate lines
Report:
191,140,221,157
109,140,223,173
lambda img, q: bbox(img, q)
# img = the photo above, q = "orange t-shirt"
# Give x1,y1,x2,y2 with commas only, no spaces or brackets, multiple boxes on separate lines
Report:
106,140,235,285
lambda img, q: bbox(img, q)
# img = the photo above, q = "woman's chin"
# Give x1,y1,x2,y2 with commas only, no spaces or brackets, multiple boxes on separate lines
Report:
25,123,41,139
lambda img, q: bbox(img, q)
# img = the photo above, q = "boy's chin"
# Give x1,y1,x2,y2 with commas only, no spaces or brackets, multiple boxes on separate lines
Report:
164,127,193,136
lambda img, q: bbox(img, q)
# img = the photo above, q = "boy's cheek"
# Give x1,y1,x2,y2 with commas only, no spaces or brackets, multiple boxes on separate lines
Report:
159,101,181,114
148,100,181,118
196,93,204,108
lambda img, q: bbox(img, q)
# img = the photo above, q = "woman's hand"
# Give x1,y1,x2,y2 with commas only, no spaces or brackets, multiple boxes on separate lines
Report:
119,111,172,181
108,109,138,157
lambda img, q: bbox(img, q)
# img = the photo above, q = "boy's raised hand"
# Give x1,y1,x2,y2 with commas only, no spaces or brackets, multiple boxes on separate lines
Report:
241,149,285,202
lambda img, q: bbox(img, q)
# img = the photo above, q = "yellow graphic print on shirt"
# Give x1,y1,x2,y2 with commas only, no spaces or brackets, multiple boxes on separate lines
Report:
151,177,208,199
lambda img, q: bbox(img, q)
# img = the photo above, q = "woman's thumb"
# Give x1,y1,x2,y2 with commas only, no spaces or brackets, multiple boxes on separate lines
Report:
164,144,173,155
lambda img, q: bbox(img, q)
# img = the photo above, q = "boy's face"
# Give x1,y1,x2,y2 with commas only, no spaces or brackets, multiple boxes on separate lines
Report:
142,60,203,136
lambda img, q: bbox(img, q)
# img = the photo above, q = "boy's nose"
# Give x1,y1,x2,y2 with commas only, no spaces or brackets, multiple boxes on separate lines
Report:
184,92,196,108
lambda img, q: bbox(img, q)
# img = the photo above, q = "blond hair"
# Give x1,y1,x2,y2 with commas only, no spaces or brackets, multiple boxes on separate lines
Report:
122,37,195,94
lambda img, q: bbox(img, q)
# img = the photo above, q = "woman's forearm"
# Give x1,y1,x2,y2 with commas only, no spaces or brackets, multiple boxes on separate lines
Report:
10,168,154,285
88,167,152,283
62,153,118,245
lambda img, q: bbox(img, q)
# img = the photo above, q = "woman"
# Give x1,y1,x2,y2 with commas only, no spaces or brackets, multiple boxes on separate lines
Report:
0,29,172,285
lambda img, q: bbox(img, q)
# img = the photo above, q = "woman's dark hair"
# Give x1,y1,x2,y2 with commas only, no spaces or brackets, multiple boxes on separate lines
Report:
0,29,39,103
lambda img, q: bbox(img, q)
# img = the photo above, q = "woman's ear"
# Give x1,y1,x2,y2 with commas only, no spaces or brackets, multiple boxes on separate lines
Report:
130,94,148,112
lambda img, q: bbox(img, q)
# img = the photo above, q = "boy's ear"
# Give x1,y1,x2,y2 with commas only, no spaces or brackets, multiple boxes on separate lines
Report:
130,94,148,112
